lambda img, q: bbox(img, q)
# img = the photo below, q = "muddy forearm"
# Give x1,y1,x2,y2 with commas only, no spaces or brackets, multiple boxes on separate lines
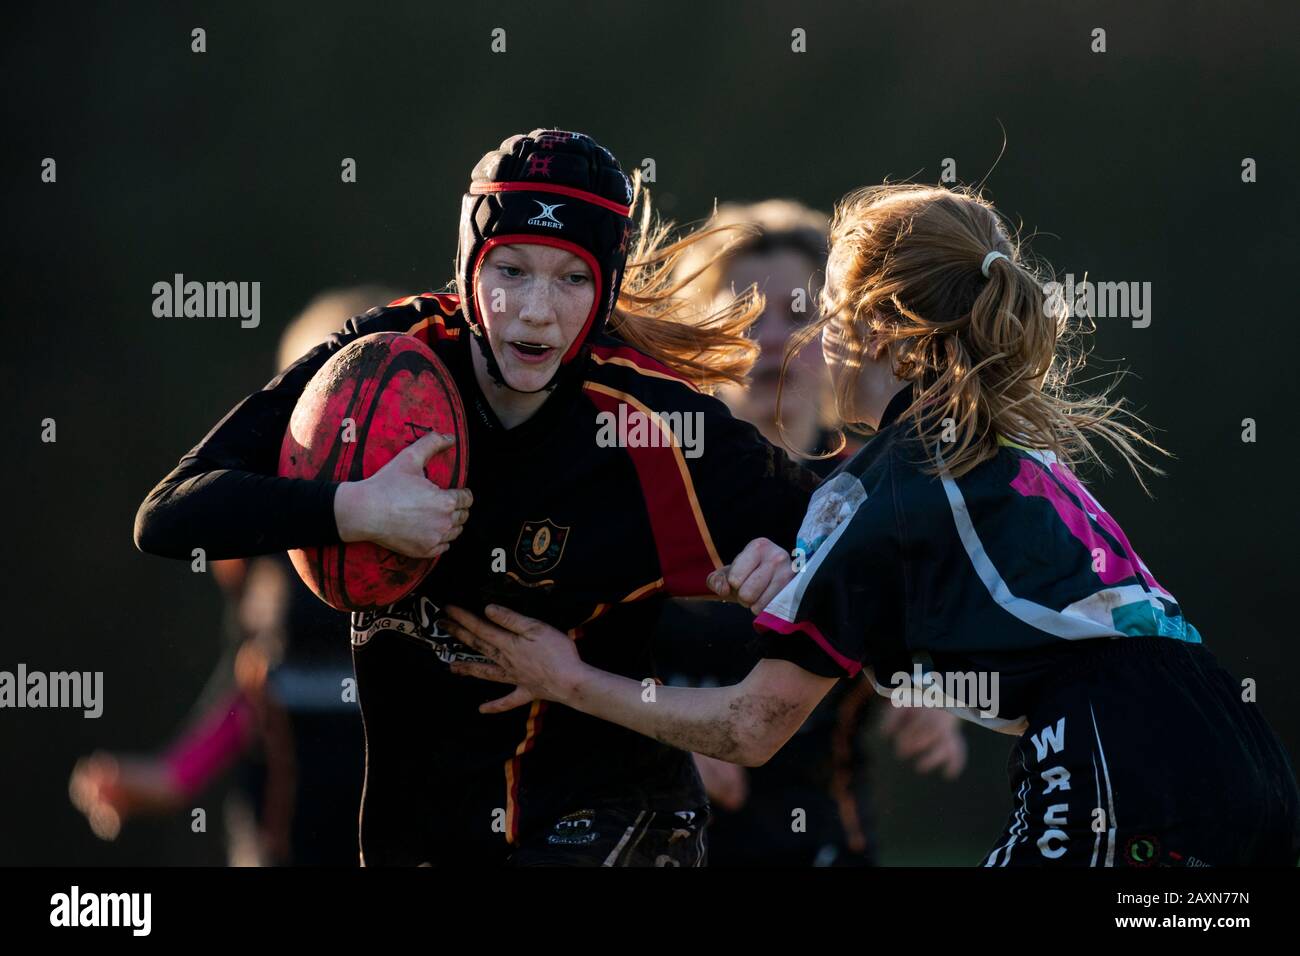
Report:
563,665,781,766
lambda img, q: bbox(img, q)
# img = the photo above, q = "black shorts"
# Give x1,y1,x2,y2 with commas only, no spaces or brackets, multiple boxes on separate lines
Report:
984,638,1300,867
507,806,709,867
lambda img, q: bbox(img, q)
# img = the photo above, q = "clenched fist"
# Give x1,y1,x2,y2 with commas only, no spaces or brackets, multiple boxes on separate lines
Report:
707,537,797,615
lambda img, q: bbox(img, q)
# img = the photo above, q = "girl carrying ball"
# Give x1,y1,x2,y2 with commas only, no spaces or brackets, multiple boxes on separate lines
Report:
136,130,821,866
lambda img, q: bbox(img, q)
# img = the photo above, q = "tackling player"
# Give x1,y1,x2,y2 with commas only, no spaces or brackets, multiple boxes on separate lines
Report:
444,183,1300,866
654,200,966,866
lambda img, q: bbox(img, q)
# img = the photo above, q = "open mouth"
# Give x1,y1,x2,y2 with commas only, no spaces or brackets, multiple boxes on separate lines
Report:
508,341,555,364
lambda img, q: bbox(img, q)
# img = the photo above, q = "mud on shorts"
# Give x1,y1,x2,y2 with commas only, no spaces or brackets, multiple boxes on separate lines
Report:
508,806,709,867
983,637,1300,867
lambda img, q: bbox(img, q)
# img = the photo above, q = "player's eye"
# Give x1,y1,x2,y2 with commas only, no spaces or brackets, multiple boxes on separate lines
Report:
498,265,523,278
564,273,590,286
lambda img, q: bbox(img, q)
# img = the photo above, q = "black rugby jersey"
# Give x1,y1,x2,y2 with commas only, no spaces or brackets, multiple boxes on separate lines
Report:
136,292,817,864
756,386,1201,736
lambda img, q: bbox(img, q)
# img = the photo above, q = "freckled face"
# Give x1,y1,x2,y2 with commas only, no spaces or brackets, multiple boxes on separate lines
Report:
474,243,596,392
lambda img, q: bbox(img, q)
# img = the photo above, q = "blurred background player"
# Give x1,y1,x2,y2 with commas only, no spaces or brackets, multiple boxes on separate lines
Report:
69,287,398,865
653,202,966,866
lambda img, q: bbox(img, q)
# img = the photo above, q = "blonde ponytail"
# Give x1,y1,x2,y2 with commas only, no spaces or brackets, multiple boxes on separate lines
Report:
800,183,1166,485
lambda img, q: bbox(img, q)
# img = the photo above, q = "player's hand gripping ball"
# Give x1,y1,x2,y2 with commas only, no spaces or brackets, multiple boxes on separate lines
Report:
279,332,469,610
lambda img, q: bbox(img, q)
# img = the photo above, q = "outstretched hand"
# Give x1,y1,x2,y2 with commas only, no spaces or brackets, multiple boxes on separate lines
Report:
443,605,585,715
68,752,185,840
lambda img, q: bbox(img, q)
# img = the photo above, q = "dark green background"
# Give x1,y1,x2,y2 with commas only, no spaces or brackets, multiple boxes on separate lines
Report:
3,0,1297,865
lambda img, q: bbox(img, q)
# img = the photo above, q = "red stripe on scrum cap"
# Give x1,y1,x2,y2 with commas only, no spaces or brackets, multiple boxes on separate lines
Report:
470,181,632,218
470,234,604,365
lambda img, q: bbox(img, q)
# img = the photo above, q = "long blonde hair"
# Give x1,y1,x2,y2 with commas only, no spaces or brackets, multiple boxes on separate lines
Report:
604,176,768,390
786,183,1164,483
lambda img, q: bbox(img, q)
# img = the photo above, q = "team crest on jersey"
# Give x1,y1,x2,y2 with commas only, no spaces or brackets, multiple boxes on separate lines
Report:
515,518,570,575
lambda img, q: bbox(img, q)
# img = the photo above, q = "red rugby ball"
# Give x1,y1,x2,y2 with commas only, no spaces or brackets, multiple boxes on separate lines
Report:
278,332,469,610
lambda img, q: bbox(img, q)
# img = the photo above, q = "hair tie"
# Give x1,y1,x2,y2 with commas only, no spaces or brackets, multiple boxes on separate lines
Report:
981,251,1009,277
